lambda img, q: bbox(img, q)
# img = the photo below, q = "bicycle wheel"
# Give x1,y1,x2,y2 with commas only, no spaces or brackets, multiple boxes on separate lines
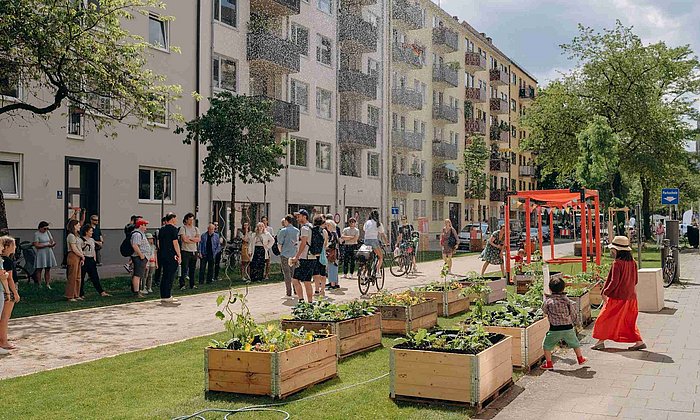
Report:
14,265,31,283
357,264,370,295
662,255,675,288
376,264,385,291
389,254,406,277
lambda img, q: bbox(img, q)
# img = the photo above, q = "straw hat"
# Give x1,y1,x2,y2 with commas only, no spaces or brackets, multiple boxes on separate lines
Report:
607,236,631,252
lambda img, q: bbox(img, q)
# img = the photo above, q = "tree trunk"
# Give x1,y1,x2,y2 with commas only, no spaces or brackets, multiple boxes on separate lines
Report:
640,175,651,241
0,189,8,235
230,168,237,241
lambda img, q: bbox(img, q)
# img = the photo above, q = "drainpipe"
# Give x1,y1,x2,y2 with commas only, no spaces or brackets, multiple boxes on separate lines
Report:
194,0,202,226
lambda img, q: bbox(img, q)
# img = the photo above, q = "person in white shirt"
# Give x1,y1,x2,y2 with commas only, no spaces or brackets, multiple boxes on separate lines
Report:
249,222,274,282
363,210,387,270
261,216,274,280
178,213,200,290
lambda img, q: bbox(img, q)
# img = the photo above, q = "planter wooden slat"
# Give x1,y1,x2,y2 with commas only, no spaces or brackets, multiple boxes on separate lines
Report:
483,317,549,368
460,277,508,304
414,289,470,317
568,282,603,306
376,299,439,335
205,335,337,398
515,272,563,294
567,291,592,326
280,313,382,359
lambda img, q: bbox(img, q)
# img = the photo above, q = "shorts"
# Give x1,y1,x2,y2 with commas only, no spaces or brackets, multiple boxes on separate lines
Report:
131,256,147,278
542,328,581,351
293,259,316,282
313,257,327,277
364,239,381,251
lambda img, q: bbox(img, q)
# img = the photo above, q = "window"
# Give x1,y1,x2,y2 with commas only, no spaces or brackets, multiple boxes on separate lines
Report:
148,97,168,127
511,99,516,111
368,105,380,127
421,200,427,217
512,73,517,84
289,136,308,167
367,152,379,177
213,0,237,27
290,79,309,113
438,201,444,219
317,0,332,14
291,23,309,56
340,149,360,177
316,34,332,66
367,59,379,77
212,56,237,92
0,72,20,100
139,167,174,202
148,14,169,51
316,88,332,119
86,90,112,116
432,201,438,221
0,153,21,199
67,104,84,138
316,142,332,171
413,199,420,219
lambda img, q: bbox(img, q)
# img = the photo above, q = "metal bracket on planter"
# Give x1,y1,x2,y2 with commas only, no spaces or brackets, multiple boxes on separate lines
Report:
389,350,396,398
271,352,280,398
204,348,209,392
470,354,480,404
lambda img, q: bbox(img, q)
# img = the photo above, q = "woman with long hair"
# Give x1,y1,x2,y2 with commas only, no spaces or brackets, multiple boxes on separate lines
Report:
325,220,340,290
591,236,645,351
33,221,57,288
248,222,274,282
238,221,252,280
363,210,386,271
65,219,84,301
480,228,506,277
0,236,20,351
79,225,110,298
440,219,460,274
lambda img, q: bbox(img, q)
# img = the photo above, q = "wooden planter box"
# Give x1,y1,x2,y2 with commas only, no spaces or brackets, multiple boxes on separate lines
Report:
515,271,563,294
483,317,549,369
413,289,470,317
205,335,337,398
390,335,513,408
567,290,592,326
459,276,508,304
280,313,382,359
569,282,603,306
376,299,438,335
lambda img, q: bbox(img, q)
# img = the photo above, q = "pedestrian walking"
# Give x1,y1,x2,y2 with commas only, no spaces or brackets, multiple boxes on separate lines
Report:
32,221,57,288
89,215,104,266
363,210,386,273
325,220,340,290
340,218,360,279
152,217,167,287
655,221,665,247
178,213,200,290
540,277,586,370
290,209,315,303
79,225,110,298
249,222,274,282
140,233,157,294
213,222,225,281
237,222,252,281
65,219,84,301
130,219,149,298
198,224,220,285
0,236,20,352
261,216,274,281
277,215,299,297
440,219,460,274
592,236,646,351
158,213,181,304
311,216,329,297
480,228,506,277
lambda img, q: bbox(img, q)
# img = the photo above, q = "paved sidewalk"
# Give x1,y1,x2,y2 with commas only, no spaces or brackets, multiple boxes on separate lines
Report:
485,253,700,420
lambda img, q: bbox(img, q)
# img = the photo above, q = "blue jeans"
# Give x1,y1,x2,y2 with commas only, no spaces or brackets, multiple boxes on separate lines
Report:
328,262,339,285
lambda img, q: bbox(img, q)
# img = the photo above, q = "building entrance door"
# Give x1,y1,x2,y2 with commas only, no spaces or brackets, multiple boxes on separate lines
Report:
65,158,100,224
449,202,460,231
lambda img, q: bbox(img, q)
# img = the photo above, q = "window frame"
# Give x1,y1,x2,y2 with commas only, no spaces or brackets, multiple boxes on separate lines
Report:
367,152,380,178
0,152,22,199
147,97,169,128
315,141,332,172
138,167,175,204
0,72,21,103
212,55,238,93
290,79,309,113
213,0,238,28
148,13,169,52
289,136,308,168
290,23,309,57
316,87,332,119
317,0,333,15
67,103,85,139
316,34,333,67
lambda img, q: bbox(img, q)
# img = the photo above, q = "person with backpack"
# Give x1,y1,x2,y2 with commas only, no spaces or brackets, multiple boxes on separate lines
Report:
325,220,340,290
130,219,150,298
290,209,317,303
310,216,329,297
440,219,460,274
122,215,142,273
363,210,386,273
277,215,299,297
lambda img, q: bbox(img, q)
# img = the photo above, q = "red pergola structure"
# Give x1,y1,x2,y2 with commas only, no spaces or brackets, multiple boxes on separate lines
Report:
504,189,602,277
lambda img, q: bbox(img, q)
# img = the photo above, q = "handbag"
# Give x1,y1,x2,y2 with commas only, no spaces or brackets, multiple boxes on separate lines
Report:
271,236,281,256
319,249,328,266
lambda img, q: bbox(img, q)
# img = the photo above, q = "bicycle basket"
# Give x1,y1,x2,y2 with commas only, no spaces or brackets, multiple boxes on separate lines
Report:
355,244,373,262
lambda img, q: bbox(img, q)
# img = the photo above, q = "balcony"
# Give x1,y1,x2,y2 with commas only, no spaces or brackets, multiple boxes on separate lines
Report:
432,103,459,124
489,128,509,143
490,189,509,202
247,31,300,74
392,174,423,193
464,51,487,72
391,87,423,110
432,141,458,160
392,44,423,69
338,120,377,149
519,165,535,177
519,87,536,102
465,86,487,104
490,98,509,115
338,12,377,54
432,27,459,53
489,158,510,173
489,69,509,86
250,0,300,16
465,119,487,136
392,0,423,30
339,69,377,101
252,96,300,132
392,130,424,151
343,0,377,5
432,64,459,88
432,178,458,197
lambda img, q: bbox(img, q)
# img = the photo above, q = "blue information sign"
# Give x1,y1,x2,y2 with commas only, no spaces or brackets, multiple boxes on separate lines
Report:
391,207,399,215
661,188,679,205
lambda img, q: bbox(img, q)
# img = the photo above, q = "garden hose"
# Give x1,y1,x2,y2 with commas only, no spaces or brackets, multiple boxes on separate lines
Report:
173,372,389,420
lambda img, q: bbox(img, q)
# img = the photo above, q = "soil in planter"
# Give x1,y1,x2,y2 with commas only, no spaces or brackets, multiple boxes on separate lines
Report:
394,332,507,355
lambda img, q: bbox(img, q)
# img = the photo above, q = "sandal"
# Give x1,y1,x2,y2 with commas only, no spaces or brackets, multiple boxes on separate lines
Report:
628,343,647,351
591,342,605,350
1,343,17,350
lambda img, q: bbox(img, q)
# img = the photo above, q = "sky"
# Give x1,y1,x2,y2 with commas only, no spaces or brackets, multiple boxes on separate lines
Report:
436,0,700,86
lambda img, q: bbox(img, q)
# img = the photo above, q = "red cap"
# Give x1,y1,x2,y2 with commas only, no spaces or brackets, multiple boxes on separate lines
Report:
135,219,149,227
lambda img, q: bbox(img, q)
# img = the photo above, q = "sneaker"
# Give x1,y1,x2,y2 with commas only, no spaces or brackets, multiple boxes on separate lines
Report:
540,361,554,370
142,289,149,295
180,286,187,291
137,292,146,298
46,284,52,290
96,262,103,266
577,356,587,365
192,285,198,289
148,288,153,293
333,285,341,289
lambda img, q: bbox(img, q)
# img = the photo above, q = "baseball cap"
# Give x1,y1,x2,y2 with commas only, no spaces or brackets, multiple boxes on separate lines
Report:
146,233,154,239
294,209,309,218
135,219,150,227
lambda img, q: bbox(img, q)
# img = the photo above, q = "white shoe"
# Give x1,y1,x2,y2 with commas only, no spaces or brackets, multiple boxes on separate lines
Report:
0,347,9,355
148,288,153,293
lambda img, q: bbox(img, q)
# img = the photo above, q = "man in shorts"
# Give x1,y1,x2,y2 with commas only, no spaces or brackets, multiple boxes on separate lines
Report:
290,209,315,303
130,219,150,298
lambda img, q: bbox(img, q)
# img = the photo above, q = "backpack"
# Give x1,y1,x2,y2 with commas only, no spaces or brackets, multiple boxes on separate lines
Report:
271,235,281,256
309,226,325,255
447,229,457,248
119,226,138,257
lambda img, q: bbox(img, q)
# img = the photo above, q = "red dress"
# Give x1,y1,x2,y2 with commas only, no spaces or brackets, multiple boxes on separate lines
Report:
592,259,643,343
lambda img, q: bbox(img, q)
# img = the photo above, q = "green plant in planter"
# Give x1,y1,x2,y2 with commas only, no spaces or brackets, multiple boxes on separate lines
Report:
369,291,426,307
414,280,462,292
460,275,491,321
395,324,493,353
290,299,376,321
565,286,588,297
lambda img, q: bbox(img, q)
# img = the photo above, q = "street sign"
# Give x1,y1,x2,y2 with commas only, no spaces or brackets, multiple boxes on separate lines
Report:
661,188,679,205
391,207,399,215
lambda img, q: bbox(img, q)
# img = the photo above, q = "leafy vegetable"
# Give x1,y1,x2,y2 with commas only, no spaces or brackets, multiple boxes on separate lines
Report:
465,280,545,328
369,291,426,307
290,299,376,321
565,286,588,297
413,281,463,292
394,325,494,354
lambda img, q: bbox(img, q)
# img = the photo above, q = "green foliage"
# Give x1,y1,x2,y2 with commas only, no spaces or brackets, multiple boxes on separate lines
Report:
414,280,462,292
290,299,376,321
466,278,544,328
368,291,426,307
576,116,620,189
0,0,182,131
395,325,493,354
462,135,489,201
459,273,492,320
565,287,588,297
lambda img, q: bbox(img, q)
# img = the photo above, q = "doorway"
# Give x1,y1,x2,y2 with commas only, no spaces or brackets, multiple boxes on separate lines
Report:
65,158,100,225
449,202,460,231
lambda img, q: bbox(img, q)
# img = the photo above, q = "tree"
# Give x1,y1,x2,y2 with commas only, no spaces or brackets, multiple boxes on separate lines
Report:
462,135,489,223
575,116,620,200
178,92,286,238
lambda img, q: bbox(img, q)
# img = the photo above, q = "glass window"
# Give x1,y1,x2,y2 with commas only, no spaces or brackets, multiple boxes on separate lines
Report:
340,149,360,177
511,99,516,111
421,200,427,217
368,105,380,127
0,154,20,198
413,199,419,219
214,0,237,27
212,56,237,92
289,136,308,167
432,201,438,221
67,104,83,137
0,72,19,99
367,59,379,77
291,23,309,56
367,152,379,177
317,0,332,14
316,88,332,119
316,34,332,66
148,97,168,126
148,14,168,50
139,167,173,202
316,142,332,171
290,79,309,113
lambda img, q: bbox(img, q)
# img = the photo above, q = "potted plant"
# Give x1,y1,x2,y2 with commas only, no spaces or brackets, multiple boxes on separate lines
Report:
565,286,592,326
280,299,381,359
515,260,563,294
459,271,507,304
205,291,337,398
390,325,513,407
566,263,608,305
412,265,470,316
369,291,438,335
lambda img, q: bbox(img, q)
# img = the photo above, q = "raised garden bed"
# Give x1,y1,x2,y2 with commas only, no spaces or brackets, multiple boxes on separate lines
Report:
369,291,438,335
205,335,337,398
516,271,562,294
413,282,470,317
566,288,593,326
459,275,507,304
483,317,549,369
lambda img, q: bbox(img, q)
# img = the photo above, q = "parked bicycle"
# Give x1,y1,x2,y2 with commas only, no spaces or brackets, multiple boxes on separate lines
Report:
355,243,385,295
219,237,249,279
390,241,415,277
662,241,679,288
13,239,34,282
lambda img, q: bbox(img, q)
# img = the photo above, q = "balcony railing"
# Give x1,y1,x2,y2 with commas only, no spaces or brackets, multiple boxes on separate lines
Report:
489,158,510,173
432,178,458,197
392,0,423,30
392,174,423,193
339,69,377,101
392,130,424,151
343,0,377,6
247,31,300,74
490,98,509,115
464,51,487,72
250,0,300,16
489,69,509,86
432,27,459,53
519,87,536,101
519,165,535,177
465,86,487,103
432,64,459,88
392,44,423,69
465,119,487,136
432,141,458,160
432,103,459,123
338,12,378,53
391,87,423,110
338,120,377,149
490,189,509,202
489,129,509,142
252,96,300,132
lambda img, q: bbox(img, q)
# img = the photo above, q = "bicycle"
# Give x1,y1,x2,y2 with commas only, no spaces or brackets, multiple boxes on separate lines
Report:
13,239,34,283
219,238,249,280
389,241,415,277
355,243,385,295
662,241,679,288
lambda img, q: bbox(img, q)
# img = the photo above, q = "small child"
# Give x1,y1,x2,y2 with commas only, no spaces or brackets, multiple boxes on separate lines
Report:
141,233,158,294
514,248,526,274
540,277,586,369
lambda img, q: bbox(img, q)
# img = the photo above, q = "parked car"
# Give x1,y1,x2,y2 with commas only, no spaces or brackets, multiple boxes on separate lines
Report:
519,227,550,243
457,223,489,251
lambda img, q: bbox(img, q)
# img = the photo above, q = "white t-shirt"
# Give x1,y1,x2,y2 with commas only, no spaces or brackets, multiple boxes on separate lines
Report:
179,225,200,253
299,223,315,260
363,220,384,240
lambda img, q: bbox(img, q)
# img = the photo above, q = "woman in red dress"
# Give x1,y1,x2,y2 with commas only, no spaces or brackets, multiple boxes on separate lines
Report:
591,236,646,351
